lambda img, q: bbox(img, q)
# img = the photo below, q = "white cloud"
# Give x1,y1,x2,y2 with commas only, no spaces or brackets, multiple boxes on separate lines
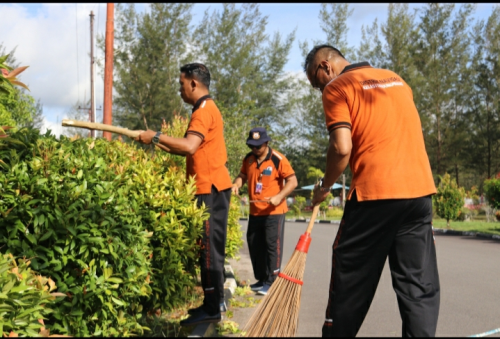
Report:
40,116,67,137
1,4,103,107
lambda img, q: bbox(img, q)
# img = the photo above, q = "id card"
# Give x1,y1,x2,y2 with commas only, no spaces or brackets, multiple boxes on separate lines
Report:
255,182,263,194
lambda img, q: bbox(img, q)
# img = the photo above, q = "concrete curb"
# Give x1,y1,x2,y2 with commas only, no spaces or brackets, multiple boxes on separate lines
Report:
432,227,500,240
187,265,238,337
239,217,340,224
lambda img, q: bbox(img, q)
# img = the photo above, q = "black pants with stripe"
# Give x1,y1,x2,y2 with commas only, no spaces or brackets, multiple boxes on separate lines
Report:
247,214,285,285
196,185,231,315
322,192,440,337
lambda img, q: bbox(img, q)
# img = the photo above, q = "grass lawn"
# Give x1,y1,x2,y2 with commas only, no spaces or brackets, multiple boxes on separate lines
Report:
286,211,342,221
432,219,500,236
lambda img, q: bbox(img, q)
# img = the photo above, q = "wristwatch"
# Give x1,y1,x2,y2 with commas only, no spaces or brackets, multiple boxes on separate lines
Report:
152,131,162,145
318,178,330,192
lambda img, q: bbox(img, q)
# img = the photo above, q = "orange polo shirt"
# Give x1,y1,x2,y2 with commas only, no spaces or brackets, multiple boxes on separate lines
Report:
322,62,436,201
238,148,295,216
185,96,232,195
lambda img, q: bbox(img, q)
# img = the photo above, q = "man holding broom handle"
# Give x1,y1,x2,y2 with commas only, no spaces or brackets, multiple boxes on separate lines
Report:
231,127,297,296
135,63,232,326
304,45,439,337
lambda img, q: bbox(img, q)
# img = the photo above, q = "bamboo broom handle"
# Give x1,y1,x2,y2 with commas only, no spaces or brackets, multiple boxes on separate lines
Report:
305,205,320,234
61,119,141,138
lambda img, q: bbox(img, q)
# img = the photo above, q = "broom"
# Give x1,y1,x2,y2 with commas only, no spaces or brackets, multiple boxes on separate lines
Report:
61,119,141,138
243,204,320,337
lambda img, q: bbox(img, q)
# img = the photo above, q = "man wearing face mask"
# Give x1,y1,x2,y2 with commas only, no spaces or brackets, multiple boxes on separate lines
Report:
304,45,439,337
135,63,232,326
232,127,298,296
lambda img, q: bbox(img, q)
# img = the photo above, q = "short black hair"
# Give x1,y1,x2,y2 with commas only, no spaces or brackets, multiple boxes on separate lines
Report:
180,63,210,89
303,44,345,73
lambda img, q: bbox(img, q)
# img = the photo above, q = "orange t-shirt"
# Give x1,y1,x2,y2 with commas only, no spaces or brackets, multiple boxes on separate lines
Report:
239,148,295,216
185,96,232,195
322,62,436,201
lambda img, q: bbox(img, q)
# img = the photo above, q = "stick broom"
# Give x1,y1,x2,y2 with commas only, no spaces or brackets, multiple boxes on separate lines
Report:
243,205,320,337
61,119,141,138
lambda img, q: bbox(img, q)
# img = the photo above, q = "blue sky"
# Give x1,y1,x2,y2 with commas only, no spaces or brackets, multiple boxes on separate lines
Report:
0,3,498,135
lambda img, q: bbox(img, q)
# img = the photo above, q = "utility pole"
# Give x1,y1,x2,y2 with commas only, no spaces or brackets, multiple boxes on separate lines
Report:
78,10,101,138
90,10,96,138
103,3,114,141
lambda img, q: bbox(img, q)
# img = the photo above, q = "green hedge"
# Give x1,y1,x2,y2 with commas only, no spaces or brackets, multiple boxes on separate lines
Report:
0,253,65,337
226,195,244,260
484,177,500,210
0,128,216,336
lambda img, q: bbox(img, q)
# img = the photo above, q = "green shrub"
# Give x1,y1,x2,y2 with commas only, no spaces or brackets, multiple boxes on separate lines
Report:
225,195,244,260
291,196,306,218
0,128,208,336
484,177,500,210
457,207,471,221
326,207,343,219
290,204,300,217
0,253,65,337
433,173,466,227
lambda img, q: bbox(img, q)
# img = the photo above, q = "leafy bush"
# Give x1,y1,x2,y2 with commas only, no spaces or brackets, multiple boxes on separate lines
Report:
225,195,244,260
0,54,29,98
457,207,476,221
291,196,306,217
484,177,500,210
0,128,208,336
433,173,466,227
1,54,36,129
160,114,187,169
326,207,343,219
0,253,65,337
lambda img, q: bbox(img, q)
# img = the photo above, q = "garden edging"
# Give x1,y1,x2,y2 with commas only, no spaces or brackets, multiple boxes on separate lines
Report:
239,217,340,224
432,227,500,240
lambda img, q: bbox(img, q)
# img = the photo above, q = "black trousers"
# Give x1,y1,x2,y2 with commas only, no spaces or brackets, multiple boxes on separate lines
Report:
196,185,231,315
247,214,285,285
322,192,440,337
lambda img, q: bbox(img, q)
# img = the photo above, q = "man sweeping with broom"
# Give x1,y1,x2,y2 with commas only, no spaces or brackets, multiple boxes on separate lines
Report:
304,45,440,337
134,63,232,327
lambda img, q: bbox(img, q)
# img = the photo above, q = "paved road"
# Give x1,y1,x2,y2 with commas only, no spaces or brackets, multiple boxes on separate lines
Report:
235,220,500,337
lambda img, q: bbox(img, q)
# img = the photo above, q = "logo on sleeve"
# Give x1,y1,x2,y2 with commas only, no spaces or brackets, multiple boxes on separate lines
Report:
359,77,403,90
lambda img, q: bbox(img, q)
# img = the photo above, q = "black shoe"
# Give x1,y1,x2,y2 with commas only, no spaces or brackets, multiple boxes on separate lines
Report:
257,283,271,296
180,309,221,327
250,280,264,291
187,305,204,315
189,302,226,315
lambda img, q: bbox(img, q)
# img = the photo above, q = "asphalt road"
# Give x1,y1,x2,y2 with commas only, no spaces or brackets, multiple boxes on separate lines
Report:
237,220,500,337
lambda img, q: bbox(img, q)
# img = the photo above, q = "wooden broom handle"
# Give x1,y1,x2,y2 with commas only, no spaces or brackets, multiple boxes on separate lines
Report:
305,205,320,234
61,119,142,138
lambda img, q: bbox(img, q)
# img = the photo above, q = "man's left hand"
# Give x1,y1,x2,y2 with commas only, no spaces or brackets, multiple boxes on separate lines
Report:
134,130,156,144
268,195,282,206
312,183,330,206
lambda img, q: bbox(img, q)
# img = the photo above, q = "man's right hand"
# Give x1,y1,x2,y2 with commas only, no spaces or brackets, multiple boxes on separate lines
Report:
312,182,330,206
231,184,239,196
